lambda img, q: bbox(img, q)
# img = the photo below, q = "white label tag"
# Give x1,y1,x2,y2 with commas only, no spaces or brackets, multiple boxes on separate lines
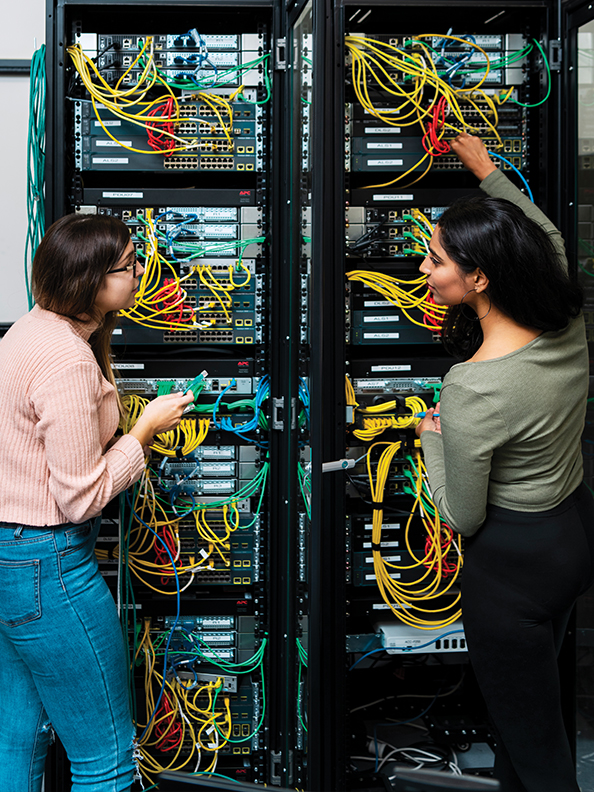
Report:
358,380,386,388
92,157,129,164
203,481,234,491
199,548,209,559
365,127,401,134
112,328,123,335
364,300,393,308
368,159,403,166
94,120,121,127
363,332,399,339
115,363,145,369
102,191,144,199
367,142,403,150
365,555,400,563
364,523,400,530
363,315,399,323
363,541,399,549
96,140,132,147
365,572,401,580
372,194,414,201
371,365,412,372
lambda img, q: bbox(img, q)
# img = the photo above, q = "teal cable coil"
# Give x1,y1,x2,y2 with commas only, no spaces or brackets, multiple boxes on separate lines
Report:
25,45,46,309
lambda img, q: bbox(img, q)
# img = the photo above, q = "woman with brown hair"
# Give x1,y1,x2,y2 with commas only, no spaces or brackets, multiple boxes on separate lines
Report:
0,213,193,791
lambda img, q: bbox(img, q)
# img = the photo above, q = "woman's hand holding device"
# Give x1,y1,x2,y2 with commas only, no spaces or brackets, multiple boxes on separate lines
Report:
128,391,195,448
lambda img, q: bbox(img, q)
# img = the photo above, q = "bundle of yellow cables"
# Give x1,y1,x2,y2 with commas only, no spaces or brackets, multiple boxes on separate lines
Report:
367,443,462,629
353,396,427,441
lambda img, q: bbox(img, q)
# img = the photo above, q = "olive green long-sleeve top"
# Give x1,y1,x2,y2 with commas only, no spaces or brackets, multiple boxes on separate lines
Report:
420,169,588,537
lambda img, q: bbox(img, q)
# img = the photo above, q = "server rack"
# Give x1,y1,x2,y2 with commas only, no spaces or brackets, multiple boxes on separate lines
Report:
42,0,591,789
307,2,572,790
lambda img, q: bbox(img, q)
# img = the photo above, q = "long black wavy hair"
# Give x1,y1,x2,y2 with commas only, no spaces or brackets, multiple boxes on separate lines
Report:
437,196,583,360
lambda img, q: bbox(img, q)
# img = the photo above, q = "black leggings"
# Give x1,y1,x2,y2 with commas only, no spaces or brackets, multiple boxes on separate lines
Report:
462,482,594,792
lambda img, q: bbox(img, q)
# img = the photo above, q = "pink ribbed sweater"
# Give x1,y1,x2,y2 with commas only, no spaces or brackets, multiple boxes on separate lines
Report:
0,305,145,526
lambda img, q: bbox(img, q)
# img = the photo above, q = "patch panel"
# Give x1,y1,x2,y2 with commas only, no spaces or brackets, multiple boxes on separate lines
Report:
110,265,263,345
157,447,261,482
92,204,264,255
161,613,259,662
351,135,524,158
352,375,442,397
84,32,264,54
348,99,525,138
346,189,483,258
350,151,525,173
173,517,261,585
74,100,265,172
77,142,261,173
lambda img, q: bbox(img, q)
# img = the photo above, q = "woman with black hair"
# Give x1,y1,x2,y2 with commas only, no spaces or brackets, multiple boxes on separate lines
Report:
0,214,194,791
416,132,594,792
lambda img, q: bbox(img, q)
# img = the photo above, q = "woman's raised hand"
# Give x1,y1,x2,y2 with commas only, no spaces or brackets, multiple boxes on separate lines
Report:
450,132,498,182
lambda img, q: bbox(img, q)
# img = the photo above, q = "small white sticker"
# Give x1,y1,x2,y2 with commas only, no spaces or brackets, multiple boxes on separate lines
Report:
364,523,400,530
365,555,401,563
371,365,412,372
94,119,121,127
96,140,132,147
358,380,386,388
199,548,210,559
365,572,401,580
372,194,414,201
367,142,403,150
363,541,399,549
112,328,123,335
363,332,399,339
203,481,234,491
363,315,399,323
368,159,404,167
115,363,144,369
92,157,129,164
364,300,393,308
365,127,401,134
102,191,144,199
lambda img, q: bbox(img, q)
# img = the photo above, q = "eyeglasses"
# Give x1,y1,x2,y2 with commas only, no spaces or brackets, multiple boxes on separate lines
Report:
108,259,137,277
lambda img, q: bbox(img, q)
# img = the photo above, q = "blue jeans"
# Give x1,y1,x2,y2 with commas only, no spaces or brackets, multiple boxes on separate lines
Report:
0,516,136,792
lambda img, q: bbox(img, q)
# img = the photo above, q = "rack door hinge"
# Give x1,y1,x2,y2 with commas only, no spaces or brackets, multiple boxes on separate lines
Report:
272,397,297,430
275,38,287,70
549,39,561,71
269,750,293,786
272,397,285,430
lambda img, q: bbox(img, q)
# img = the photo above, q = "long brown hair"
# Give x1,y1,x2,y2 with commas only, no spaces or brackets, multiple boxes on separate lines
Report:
31,213,130,401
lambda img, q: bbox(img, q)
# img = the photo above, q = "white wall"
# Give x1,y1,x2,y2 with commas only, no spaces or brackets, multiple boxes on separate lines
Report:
0,0,46,322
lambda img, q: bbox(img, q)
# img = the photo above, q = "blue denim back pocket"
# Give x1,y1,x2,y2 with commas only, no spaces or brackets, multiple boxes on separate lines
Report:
0,559,41,627
60,520,94,557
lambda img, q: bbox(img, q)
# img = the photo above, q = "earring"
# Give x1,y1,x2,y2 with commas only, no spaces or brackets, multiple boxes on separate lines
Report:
459,288,492,321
